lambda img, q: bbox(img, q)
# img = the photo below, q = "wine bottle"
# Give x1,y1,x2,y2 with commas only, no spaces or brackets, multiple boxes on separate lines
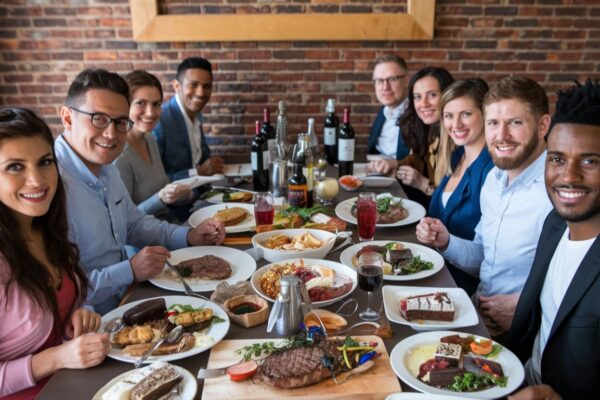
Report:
290,133,314,207
338,108,355,177
306,117,318,155
323,99,339,165
261,108,276,165
287,163,308,207
251,120,269,191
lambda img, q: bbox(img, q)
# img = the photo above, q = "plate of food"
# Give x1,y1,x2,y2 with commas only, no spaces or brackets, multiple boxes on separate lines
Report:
251,258,357,307
335,193,426,227
383,286,479,331
251,229,336,263
202,189,254,204
101,296,230,364
149,246,257,292
255,205,347,233
340,241,444,281
93,362,197,400
188,203,255,233
390,331,524,399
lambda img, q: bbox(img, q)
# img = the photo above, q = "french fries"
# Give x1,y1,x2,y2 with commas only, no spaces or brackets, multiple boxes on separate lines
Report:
261,232,323,251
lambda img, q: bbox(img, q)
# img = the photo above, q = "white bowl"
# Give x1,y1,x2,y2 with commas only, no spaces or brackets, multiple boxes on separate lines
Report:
251,258,357,307
251,228,336,263
338,175,363,191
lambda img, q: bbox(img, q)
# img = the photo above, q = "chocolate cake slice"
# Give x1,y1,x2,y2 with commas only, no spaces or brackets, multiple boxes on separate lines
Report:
434,343,462,367
123,298,166,326
428,367,463,387
464,355,504,378
399,292,455,321
130,363,182,400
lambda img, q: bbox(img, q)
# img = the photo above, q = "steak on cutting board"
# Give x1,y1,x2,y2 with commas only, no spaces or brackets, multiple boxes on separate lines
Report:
175,255,232,280
257,340,342,389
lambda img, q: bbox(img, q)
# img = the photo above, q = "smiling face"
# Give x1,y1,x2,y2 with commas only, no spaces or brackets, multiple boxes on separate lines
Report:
173,68,212,120
484,98,549,176
129,85,162,135
373,61,408,108
442,96,485,149
61,89,129,176
413,76,442,126
0,136,58,226
545,123,600,230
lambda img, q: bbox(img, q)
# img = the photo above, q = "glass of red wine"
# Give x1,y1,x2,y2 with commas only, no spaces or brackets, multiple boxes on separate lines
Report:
357,192,377,241
254,192,274,226
357,252,384,321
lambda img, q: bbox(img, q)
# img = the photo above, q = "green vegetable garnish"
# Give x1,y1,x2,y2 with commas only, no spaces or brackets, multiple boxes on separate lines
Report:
177,266,192,277
448,372,507,392
397,256,433,275
167,304,199,313
211,316,226,324
279,205,330,220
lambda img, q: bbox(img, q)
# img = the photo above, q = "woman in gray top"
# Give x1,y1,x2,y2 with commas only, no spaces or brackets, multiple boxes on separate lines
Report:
116,70,192,219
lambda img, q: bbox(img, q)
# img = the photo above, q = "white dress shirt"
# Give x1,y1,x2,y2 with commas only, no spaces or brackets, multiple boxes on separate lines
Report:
375,99,408,158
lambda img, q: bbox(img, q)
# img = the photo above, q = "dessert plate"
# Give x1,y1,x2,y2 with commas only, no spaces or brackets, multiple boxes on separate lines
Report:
101,296,230,364
390,330,524,399
382,286,479,331
340,240,444,281
188,203,255,233
335,196,426,227
149,246,256,293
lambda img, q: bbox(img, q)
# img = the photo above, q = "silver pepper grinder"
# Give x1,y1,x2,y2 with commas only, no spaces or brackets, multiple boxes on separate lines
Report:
266,275,304,336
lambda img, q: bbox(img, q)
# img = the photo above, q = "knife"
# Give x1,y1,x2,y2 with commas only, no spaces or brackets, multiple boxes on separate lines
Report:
210,185,258,195
197,366,229,379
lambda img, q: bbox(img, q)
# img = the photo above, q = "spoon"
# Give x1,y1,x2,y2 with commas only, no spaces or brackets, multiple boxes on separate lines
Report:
103,317,124,334
134,325,184,368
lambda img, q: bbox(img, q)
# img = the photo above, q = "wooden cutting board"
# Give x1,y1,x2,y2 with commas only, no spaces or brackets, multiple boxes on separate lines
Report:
202,336,401,400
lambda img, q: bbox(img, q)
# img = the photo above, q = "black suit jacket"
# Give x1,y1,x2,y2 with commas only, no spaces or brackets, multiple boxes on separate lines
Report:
508,210,600,399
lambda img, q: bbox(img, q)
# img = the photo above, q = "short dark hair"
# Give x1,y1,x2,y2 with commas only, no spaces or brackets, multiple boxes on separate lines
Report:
65,68,130,108
548,79,600,138
483,76,549,119
373,54,408,72
125,70,163,101
176,57,213,82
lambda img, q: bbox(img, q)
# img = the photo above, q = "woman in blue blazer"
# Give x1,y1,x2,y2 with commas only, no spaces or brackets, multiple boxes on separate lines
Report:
428,78,493,295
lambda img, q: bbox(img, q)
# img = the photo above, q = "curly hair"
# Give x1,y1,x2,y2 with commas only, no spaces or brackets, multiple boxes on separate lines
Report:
0,107,89,332
547,78,600,139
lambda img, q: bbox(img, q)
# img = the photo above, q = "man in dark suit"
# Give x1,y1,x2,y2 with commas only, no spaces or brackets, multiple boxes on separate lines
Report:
367,54,410,175
507,79,600,400
153,57,224,181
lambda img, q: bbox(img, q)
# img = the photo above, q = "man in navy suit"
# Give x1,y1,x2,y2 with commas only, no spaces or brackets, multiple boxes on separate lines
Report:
507,80,600,400
367,54,410,175
153,57,224,181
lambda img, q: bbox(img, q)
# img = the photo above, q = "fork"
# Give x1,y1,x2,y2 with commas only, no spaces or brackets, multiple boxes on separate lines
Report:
327,237,353,255
164,261,210,301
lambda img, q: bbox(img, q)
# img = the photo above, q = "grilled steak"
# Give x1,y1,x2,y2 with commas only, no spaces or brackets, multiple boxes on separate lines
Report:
175,255,232,280
376,203,408,224
257,340,342,389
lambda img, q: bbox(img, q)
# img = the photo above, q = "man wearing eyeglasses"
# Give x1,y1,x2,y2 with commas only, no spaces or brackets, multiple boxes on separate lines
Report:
55,68,225,315
367,54,411,176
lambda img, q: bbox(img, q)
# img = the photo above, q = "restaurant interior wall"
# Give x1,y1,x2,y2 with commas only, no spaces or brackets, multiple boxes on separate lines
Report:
1,0,599,157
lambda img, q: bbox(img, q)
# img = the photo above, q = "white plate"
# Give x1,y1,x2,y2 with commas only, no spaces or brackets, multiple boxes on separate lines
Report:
223,163,252,176
251,258,357,307
383,286,478,331
335,197,426,227
188,203,255,233
172,174,224,190
390,330,525,399
362,175,396,188
204,191,255,204
339,241,444,281
386,393,467,400
149,246,257,292
101,296,230,364
92,365,197,400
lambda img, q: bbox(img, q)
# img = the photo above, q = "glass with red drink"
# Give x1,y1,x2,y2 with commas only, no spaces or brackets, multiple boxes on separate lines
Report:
356,192,377,241
358,252,383,321
254,192,274,226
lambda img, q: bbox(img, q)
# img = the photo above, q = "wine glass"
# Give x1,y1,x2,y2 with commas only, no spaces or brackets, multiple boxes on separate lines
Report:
315,154,328,180
315,177,339,206
357,252,384,321
357,192,377,241
254,192,274,226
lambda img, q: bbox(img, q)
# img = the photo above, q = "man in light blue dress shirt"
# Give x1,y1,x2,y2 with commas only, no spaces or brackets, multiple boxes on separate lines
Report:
56,69,225,314
416,77,554,337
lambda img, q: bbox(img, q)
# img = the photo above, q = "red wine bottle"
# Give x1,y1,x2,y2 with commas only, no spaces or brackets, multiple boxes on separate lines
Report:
251,120,269,191
324,99,339,165
261,108,276,164
338,108,355,177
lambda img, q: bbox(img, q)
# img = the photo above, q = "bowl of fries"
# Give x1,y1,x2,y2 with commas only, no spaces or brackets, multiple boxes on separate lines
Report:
251,229,336,263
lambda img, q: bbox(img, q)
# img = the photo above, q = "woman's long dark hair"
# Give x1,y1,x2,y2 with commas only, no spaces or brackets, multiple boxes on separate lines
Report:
399,67,455,158
0,107,89,333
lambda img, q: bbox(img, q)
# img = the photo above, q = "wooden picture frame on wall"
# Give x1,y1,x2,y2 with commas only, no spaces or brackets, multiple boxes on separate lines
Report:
129,0,435,42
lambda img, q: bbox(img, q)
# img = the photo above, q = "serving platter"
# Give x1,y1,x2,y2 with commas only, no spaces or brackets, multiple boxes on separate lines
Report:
188,203,255,233
92,365,197,400
250,258,357,307
101,296,230,364
383,286,479,331
339,240,444,282
149,246,256,293
389,330,524,399
334,196,426,227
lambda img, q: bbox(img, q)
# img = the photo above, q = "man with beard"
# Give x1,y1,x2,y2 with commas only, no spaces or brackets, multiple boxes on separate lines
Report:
506,80,600,400
416,77,553,337
153,57,224,180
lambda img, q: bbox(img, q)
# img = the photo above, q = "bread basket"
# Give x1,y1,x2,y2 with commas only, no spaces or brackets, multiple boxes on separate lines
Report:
223,295,269,328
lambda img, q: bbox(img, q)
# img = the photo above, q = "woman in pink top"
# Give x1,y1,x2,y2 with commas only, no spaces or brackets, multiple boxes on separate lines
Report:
0,108,110,399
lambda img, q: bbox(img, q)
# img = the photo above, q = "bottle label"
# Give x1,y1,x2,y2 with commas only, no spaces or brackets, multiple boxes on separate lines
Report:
251,151,269,171
288,184,307,207
338,138,355,161
324,127,337,145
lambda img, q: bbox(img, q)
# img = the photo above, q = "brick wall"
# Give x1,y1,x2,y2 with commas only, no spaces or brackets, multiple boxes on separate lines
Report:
1,0,599,156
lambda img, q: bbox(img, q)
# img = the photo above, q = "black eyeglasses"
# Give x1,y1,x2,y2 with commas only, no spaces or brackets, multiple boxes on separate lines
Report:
70,107,133,133
372,74,407,87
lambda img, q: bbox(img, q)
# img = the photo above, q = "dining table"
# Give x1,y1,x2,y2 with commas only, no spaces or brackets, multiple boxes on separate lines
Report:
37,163,490,400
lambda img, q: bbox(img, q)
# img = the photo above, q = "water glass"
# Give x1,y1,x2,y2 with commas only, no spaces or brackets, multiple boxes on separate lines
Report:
357,192,377,241
357,252,383,321
315,177,339,206
254,192,274,226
